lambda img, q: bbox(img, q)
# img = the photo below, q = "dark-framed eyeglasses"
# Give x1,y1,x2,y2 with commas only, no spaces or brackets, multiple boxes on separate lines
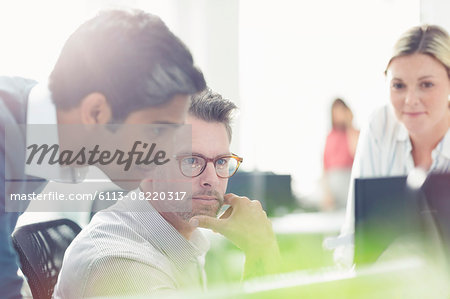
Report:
175,153,243,178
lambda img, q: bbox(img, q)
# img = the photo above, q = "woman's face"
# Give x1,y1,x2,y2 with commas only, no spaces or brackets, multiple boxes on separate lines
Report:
387,53,450,136
332,105,352,129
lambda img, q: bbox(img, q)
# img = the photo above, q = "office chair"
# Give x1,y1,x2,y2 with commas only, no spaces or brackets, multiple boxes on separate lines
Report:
12,219,82,299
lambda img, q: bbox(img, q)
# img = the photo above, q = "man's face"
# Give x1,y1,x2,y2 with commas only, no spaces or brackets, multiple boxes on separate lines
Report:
123,94,190,126
186,115,230,218
100,94,190,190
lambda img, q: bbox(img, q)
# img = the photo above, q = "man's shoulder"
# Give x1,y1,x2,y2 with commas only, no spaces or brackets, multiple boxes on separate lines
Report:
0,76,37,102
68,210,174,271
55,212,177,298
0,76,37,125
0,76,36,87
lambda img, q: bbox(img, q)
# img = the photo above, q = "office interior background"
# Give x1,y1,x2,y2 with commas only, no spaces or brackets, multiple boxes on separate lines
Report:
2,0,449,202
1,0,449,289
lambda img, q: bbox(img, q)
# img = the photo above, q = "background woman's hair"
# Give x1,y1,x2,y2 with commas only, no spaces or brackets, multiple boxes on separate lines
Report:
331,98,351,129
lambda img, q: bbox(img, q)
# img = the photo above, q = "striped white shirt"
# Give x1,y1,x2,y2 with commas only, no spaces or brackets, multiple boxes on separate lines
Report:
53,191,209,298
337,105,450,265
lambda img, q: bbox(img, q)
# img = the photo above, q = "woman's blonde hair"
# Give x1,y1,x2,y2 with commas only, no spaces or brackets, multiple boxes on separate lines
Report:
385,25,450,78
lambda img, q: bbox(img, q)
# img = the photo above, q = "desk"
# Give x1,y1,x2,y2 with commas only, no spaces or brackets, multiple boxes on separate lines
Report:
204,212,345,286
271,211,345,235
95,256,448,299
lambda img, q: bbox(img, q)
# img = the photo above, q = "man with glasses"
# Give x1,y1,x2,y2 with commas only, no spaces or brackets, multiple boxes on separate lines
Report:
54,89,280,297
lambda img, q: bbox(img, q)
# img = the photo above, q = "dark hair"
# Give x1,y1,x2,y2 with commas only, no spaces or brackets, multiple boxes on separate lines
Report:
331,98,349,110
331,98,351,129
49,9,206,122
189,88,237,141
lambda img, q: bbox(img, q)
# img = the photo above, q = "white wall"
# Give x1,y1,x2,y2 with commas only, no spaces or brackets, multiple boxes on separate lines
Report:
238,0,421,197
421,0,450,31
0,1,87,81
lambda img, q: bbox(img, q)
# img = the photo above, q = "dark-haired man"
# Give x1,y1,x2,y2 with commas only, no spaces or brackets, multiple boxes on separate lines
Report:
0,9,206,299
54,89,280,297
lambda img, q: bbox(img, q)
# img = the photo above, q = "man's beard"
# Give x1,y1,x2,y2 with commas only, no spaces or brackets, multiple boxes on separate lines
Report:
176,190,224,221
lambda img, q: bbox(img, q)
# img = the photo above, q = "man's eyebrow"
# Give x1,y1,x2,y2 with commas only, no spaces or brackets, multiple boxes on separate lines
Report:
219,152,233,156
206,152,233,158
178,152,232,157
151,121,182,125
176,151,192,156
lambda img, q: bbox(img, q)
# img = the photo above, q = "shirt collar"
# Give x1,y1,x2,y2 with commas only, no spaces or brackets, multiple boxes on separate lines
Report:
395,118,450,159
436,129,450,160
25,82,87,182
123,190,210,272
396,121,410,142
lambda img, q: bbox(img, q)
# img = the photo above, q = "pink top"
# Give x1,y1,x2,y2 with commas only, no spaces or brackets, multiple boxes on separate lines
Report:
323,128,354,171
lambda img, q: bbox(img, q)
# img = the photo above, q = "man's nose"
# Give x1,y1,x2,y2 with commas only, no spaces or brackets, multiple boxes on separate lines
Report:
199,162,219,188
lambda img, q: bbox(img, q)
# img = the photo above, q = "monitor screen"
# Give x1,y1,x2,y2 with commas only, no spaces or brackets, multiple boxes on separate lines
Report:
353,173,450,265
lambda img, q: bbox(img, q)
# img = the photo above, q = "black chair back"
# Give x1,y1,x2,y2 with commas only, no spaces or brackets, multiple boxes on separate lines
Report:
12,219,82,299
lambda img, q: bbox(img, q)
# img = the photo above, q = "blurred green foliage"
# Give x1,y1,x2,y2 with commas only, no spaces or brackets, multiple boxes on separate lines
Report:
205,232,335,286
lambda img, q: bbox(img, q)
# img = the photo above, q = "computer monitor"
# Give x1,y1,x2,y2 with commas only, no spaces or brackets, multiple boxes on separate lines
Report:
354,173,450,265
421,173,450,268
227,171,296,216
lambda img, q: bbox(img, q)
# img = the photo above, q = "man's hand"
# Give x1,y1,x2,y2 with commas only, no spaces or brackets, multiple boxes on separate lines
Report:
190,193,281,279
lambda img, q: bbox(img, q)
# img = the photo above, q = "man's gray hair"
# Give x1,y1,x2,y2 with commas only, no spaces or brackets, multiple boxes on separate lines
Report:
189,88,237,141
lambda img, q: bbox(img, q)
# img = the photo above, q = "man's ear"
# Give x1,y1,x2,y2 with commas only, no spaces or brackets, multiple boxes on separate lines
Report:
80,93,112,124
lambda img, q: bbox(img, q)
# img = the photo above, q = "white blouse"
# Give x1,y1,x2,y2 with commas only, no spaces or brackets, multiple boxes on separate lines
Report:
337,104,450,265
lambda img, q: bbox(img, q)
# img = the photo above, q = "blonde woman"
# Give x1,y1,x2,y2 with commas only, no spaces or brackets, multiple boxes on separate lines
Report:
337,25,450,266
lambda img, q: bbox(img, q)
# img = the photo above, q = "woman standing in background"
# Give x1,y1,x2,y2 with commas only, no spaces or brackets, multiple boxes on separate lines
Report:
322,98,359,211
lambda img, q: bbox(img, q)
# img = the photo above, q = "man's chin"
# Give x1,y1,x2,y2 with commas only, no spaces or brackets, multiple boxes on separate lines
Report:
193,201,221,216
176,207,220,222
192,210,218,218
